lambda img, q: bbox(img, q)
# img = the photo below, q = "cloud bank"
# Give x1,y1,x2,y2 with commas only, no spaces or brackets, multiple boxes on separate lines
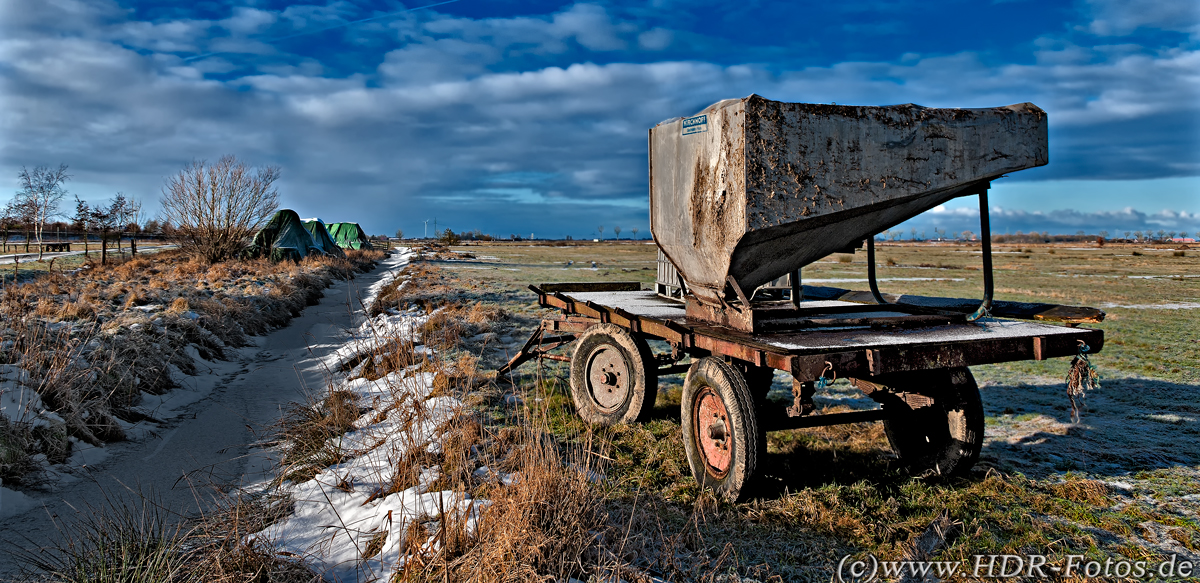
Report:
1,0,1196,237
894,205,1200,239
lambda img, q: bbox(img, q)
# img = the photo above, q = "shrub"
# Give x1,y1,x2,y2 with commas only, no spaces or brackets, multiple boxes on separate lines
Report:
160,155,280,264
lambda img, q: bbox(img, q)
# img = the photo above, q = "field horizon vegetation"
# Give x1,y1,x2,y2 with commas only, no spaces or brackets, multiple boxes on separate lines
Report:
1,233,1195,582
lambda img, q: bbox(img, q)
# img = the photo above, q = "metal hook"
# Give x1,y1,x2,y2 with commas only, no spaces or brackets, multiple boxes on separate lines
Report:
821,361,837,382
815,361,837,390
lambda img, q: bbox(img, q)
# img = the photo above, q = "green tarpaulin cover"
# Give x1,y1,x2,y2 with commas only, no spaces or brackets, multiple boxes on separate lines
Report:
302,218,346,257
327,222,372,250
246,209,322,261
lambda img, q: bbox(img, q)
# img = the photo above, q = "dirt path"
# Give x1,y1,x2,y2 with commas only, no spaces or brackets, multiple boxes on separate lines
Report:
0,252,406,579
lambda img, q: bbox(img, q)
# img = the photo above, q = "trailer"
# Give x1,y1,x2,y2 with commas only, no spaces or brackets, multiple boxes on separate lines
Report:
498,96,1104,501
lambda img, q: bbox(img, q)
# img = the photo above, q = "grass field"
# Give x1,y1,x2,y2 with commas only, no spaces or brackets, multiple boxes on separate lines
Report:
0,241,175,284
416,239,1198,581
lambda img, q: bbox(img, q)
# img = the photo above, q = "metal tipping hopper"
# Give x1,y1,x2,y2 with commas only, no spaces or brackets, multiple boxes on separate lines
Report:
500,94,1103,504
649,95,1048,311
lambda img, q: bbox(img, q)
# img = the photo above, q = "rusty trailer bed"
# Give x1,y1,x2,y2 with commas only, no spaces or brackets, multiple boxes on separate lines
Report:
521,286,1102,382
498,281,1106,499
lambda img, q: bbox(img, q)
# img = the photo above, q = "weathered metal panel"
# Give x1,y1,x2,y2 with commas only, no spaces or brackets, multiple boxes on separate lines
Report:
651,98,748,303
649,95,1048,306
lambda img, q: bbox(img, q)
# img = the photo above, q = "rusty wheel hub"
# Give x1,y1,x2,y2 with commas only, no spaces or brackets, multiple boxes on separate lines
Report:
694,387,732,477
586,345,630,412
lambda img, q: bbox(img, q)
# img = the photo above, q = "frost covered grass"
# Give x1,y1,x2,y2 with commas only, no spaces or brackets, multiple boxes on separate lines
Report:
248,249,686,582
0,248,384,486
422,241,1198,581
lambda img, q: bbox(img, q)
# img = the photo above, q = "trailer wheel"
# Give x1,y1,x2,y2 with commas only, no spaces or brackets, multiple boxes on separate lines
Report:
681,357,762,502
879,367,984,478
569,324,658,425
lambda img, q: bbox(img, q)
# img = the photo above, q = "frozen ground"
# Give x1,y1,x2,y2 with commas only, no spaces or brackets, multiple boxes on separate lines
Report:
248,257,502,582
0,251,411,579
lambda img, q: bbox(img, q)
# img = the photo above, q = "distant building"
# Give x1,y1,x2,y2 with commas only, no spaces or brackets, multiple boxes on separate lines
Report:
1171,238,1196,243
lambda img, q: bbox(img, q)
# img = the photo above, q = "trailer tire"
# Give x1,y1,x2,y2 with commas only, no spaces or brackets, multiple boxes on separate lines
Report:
736,363,777,404
681,357,763,502
569,324,658,426
879,367,984,478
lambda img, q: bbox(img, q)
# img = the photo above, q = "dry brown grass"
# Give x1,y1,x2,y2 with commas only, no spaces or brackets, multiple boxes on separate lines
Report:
394,425,609,583
370,262,460,317
0,248,386,486
183,492,321,583
247,250,631,581
167,296,190,314
277,390,362,483
33,298,58,317
57,299,96,321
1048,478,1113,506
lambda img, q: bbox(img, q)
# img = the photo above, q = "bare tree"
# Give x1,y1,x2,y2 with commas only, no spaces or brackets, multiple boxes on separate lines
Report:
16,164,70,260
0,202,19,253
72,196,92,257
90,194,125,265
160,155,281,263
631,227,639,239
117,195,143,256
597,225,604,239
12,195,37,253
613,226,621,239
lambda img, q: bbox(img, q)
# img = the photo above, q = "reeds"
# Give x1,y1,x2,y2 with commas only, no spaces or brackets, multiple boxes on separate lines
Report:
14,488,191,583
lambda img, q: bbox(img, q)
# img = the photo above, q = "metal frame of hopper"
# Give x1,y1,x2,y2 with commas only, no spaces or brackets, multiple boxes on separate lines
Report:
865,180,995,322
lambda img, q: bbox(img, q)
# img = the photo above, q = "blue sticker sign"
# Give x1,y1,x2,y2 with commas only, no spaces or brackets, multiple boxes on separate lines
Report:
682,114,708,136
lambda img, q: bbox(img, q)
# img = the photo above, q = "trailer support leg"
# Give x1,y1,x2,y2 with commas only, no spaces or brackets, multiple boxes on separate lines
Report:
968,186,994,322
790,269,803,308
867,237,889,305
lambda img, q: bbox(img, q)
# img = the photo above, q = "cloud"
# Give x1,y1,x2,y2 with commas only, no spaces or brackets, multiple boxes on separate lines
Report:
894,205,1200,237
1084,0,1200,37
0,0,1195,238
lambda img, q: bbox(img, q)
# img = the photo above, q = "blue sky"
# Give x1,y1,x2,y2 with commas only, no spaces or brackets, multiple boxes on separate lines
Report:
1,0,1197,239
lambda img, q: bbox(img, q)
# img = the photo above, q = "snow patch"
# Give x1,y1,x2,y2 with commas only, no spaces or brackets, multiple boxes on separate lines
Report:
248,248,502,582
256,318,483,582
1101,302,1200,310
